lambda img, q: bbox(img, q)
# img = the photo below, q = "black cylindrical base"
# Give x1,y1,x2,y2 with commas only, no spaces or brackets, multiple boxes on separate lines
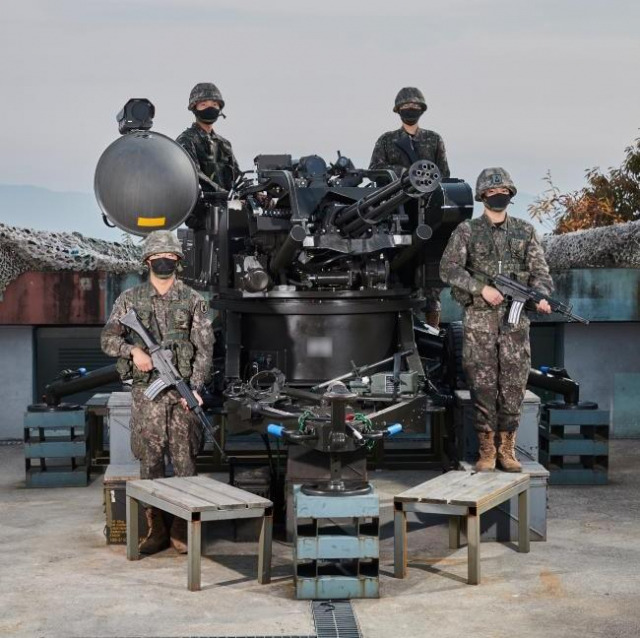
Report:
301,481,372,497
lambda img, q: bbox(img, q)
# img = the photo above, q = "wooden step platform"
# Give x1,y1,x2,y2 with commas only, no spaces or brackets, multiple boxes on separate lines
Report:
394,470,530,585
126,475,273,591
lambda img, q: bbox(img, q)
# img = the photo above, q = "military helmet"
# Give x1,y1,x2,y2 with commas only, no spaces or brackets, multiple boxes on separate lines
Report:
393,87,427,113
475,167,517,202
141,230,184,261
188,82,225,111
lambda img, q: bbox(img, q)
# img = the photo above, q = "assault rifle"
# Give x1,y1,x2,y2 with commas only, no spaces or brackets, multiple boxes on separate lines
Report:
468,268,589,326
119,309,225,457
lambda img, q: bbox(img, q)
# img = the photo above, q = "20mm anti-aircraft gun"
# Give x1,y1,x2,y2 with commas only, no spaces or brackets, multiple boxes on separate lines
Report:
95,99,474,494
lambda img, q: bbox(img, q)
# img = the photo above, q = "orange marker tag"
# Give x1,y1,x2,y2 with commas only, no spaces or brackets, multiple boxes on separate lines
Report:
137,216,166,228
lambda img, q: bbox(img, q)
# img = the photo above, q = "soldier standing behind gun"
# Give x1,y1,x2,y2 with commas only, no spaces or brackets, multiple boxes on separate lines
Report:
101,231,214,554
440,168,553,472
176,82,240,229
370,87,451,327
369,87,450,178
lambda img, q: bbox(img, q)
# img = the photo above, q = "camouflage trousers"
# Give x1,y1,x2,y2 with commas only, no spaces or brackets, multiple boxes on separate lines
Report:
462,310,531,433
130,385,203,479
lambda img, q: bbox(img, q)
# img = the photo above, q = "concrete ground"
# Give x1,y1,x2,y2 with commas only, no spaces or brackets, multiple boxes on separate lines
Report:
0,441,639,638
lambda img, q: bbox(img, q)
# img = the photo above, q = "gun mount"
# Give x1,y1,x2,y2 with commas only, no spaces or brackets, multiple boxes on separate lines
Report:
95,104,473,493
267,381,404,496
527,366,597,410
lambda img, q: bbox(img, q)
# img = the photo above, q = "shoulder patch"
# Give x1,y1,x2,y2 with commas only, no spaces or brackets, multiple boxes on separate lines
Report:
199,300,209,314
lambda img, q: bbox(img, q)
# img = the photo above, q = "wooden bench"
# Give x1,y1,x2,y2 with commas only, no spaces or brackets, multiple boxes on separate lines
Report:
126,476,273,591
394,471,530,585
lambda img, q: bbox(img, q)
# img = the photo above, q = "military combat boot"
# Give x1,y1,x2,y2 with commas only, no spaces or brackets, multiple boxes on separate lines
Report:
170,517,188,554
497,431,522,472
475,432,497,472
138,507,170,554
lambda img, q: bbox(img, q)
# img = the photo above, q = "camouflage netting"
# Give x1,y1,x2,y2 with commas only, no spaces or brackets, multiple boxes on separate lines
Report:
0,223,142,295
542,220,640,271
2,218,640,295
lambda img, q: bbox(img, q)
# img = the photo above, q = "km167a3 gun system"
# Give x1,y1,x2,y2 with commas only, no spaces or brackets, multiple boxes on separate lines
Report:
95,99,473,493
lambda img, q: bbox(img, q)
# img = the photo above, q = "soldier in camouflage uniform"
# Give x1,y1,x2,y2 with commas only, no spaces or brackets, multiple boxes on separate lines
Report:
101,231,214,553
369,87,450,179
440,168,553,472
176,82,240,229
370,87,450,327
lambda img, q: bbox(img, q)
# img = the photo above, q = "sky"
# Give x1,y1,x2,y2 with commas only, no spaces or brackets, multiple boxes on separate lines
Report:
0,0,638,239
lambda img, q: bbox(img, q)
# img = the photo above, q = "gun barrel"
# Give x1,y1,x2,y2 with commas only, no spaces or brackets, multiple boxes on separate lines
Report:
334,176,407,232
548,300,589,324
44,364,120,406
390,224,433,270
493,274,590,325
568,312,589,325
270,225,307,274
527,368,580,404
333,160,441,237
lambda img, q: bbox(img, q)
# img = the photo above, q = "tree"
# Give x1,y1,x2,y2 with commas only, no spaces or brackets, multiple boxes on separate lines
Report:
529,136,640,234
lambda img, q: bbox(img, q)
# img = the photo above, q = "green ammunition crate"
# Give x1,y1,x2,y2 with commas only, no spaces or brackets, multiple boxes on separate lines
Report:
103,464,148,544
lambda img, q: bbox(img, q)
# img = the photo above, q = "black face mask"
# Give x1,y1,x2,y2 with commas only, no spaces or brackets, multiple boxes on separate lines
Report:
400,108,423,126
195,106,220,124
484,193,512,212
149,258,178,279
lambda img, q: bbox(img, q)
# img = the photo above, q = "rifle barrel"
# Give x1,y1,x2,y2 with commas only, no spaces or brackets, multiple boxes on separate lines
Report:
477,270,590,325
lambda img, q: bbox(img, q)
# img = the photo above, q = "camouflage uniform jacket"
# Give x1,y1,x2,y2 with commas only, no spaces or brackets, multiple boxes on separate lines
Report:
369,127,450,178
100,279,214,391
176,123,240,192
439,213,553,330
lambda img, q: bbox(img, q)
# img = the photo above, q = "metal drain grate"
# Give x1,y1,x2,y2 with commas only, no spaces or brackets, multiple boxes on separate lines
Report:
109,599,360,638
312,600,362,638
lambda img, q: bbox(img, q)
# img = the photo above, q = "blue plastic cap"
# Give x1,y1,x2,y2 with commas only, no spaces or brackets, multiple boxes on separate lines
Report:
540,366,550,374
386,423,403,436
267,423,284,438
78,367,87,376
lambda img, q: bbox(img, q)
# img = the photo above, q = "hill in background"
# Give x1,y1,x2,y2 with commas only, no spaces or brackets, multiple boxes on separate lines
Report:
0,184,122,241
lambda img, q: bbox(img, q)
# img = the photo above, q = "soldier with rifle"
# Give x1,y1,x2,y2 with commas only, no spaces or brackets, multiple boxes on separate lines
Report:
101,231,214,554
440,168,554,473
370,87,451,328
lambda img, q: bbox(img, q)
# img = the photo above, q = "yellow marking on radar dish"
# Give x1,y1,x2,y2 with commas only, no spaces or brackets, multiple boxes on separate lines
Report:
137,216,166,227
